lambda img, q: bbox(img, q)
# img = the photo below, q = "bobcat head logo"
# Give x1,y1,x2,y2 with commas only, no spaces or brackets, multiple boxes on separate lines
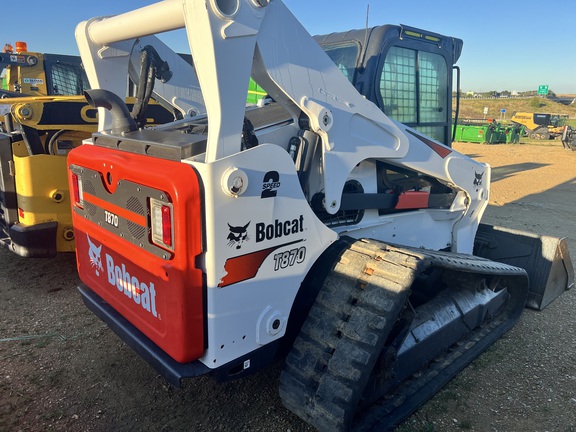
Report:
473,171,484,186
87,234,104,276
227,222,250,250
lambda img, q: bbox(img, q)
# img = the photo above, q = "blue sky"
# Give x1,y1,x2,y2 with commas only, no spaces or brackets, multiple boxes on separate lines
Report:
3,1,575,94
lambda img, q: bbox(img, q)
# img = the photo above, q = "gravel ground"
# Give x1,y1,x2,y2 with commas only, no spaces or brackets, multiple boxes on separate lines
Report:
0,141,575,431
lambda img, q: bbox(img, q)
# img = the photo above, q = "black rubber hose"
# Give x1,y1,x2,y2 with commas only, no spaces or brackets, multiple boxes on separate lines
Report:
84,89,137,135
131,45,173,128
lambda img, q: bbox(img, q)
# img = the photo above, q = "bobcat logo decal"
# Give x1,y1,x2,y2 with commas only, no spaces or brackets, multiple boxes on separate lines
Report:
87,234,104,276
227,222,250,250
473,171,484,186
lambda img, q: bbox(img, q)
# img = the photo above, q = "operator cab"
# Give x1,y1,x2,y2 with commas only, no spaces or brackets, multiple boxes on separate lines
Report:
315,25,463,146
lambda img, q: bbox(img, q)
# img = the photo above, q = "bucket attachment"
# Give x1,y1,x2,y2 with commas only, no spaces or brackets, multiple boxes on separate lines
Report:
474,224,574,310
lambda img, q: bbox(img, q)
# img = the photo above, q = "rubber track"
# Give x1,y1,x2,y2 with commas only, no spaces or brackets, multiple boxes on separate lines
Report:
279,238,528,432
279,238,428,431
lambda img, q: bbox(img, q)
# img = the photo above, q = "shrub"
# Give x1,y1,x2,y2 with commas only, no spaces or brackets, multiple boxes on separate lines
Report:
530,97,545,109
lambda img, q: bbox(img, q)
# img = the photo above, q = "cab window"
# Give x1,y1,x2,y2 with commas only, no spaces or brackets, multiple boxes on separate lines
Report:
380,46,448,142
50,63,90,95
322,43,359,84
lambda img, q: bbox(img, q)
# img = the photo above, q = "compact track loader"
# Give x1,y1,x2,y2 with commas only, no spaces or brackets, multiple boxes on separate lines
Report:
68,1,574,430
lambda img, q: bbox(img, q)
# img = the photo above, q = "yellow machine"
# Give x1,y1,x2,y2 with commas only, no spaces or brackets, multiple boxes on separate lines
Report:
1,41,87,97
0,43,92,256
510,111,569,139
0,43,174,256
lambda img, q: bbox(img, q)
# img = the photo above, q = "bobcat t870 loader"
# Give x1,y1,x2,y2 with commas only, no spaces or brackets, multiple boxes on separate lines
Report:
68,0,574,430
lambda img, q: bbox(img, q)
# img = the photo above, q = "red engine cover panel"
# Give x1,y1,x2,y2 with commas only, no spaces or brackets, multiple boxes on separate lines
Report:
68,145,205,363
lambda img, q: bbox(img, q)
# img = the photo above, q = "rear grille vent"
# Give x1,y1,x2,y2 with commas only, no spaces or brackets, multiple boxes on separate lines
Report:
126,196,145,215
126,196,146,239
84,181,97,216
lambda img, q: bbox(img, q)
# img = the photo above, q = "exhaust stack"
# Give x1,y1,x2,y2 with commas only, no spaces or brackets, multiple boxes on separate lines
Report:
84,89,137,135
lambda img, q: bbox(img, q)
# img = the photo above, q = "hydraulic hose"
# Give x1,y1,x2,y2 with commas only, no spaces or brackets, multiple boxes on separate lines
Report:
131,45,173,128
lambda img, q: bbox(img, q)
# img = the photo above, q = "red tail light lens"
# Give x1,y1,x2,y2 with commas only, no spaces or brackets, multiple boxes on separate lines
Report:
161,205,172,247
71,172,84,208
150,198,174,251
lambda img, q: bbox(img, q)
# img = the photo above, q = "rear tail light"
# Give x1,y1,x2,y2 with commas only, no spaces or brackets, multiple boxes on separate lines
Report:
71,172,84,208
150,198,174,250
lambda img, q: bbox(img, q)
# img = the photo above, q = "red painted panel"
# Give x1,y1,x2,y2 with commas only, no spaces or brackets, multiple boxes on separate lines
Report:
396,191,430,210
68,145,205,363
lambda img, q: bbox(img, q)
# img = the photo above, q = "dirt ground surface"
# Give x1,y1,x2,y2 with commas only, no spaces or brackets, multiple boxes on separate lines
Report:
1,141,575,432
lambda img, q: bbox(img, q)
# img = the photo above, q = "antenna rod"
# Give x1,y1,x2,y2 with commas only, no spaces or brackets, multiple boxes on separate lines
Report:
363,2,370,49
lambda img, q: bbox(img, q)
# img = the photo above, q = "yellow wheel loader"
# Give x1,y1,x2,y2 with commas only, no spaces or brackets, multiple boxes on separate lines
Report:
0,43,183,256
0,43,92,255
